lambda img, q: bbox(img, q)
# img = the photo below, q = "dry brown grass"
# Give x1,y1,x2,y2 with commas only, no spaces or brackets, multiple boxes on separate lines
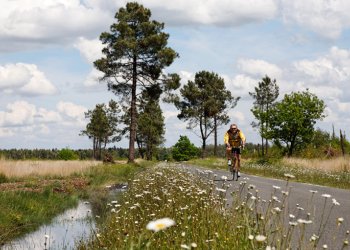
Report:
0,160,101,178
281,156,350,172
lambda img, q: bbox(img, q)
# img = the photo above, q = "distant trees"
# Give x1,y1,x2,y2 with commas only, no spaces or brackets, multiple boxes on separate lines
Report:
94,2,178,163
174,71,239,157
172,136,200,161
268,90,326,156
249,75,279,156
81,100,121,160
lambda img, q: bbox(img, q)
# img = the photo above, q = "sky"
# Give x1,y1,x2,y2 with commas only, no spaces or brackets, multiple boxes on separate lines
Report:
1,0,350,149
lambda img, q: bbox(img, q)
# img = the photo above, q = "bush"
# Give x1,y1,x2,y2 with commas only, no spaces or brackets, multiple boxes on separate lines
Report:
172,136,199,161
57,148,79,161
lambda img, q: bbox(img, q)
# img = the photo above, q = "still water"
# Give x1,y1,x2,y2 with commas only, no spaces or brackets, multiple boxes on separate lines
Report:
3,201,95,250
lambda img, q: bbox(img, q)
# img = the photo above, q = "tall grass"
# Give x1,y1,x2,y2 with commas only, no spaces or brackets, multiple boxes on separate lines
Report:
77,164,348,249
0,159,100,178
282,157,350,172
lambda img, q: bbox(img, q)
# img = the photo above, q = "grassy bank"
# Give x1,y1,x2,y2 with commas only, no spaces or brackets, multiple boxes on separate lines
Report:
0,160,146,245
77,164,348,249
188,157,350,190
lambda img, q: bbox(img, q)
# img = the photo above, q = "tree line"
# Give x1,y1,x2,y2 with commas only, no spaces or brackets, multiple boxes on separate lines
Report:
79,2,346,161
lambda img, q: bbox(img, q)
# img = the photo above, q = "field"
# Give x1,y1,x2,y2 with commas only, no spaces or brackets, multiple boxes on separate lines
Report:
0,158,349,249
0,159,100,178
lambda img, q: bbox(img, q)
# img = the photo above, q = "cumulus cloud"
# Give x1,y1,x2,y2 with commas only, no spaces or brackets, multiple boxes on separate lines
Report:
281,0,350,39
0,63,57,96
57,101,87,124
0,0,279,51
226,74,257,98
83,68,104,87
0,0,112,51
140,0,278,26
237,59,283,79
0,100,89,140
74,37,104,64
0,101,36,127
294,47,350,85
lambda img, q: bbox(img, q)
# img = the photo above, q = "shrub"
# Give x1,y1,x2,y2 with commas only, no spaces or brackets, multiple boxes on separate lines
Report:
172,136,199,161
57,148,79,161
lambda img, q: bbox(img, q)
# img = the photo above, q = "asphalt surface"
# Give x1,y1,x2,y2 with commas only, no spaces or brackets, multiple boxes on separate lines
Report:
181,164,350,250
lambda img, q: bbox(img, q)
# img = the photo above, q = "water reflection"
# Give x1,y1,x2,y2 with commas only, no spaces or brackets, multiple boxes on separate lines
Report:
3,201,94,250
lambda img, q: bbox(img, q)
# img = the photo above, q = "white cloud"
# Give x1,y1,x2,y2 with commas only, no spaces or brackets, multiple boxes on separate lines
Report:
237,59,283,79
163,110,178,121
74,37,104,64
0,63,57,96
293,47,350,85
0,0,112,51
57,101,87,124
83,68,104,87
0,101,36,127
226,74,257,97
141,0,278,26
230,111,245,123
281,0,350,39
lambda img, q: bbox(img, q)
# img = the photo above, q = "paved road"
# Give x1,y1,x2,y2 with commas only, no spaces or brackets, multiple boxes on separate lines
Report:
181,164,350,249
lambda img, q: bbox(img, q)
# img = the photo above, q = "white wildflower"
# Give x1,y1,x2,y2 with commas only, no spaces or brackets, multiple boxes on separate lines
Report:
297,219,312,224
248,235,254,240
322,194,331,198
255,235,267,242
216,188,226,193
146,218,175,232
181,244,190,249
284,173,295,178
332,198,340,206
191,243,197,248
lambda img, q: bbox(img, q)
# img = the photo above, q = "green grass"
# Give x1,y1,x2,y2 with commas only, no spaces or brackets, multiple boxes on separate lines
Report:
0,187,79,244
188,157,350,190
0,161,146,244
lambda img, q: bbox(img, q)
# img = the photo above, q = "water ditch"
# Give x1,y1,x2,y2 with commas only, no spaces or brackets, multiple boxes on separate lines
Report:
3,183,128,250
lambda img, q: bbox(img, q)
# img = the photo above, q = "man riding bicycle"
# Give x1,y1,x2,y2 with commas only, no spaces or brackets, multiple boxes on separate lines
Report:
224,123,246,178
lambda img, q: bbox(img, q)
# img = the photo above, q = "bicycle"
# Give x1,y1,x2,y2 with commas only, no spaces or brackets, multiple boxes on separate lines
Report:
227,146,243,181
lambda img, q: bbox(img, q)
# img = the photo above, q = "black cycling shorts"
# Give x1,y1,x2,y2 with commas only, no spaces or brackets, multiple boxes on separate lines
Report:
231,147,241,155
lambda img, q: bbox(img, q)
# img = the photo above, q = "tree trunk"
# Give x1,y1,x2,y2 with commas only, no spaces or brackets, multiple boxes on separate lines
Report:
128,56,137,163
214,116,217,157
202,140,206,159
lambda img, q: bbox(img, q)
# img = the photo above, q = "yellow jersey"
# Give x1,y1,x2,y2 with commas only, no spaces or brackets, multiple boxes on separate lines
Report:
224,129,246,148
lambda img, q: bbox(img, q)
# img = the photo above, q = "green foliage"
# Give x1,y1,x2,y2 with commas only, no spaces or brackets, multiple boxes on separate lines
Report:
58,148,79,160
249,75,279,156
175,71,239,156
172,136,199,161
0,173,8,184
81,100,121,160
268,90,326,156
136,86,165,160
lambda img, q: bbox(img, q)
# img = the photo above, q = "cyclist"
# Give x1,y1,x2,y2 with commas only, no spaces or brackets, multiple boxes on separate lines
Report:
224,123,246,178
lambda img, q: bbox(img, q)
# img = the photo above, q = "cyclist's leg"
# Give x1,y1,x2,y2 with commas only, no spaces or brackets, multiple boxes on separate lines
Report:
236,150,241,177
226,147,232,171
